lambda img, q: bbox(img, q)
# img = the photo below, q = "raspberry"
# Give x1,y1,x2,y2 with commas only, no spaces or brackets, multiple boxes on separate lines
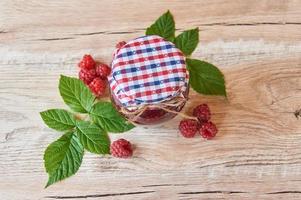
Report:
115,41,127,49
78,54,96,70
110,139,133,158
193,104,211,123
179,119,199,138
199,121,218,139
79,69,97,85
88,78,106,97
96,63,111,78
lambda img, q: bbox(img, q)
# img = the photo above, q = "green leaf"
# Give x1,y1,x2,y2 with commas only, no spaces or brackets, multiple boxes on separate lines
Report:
44,131,84,188
75,121,110,154
40,109,76,131
59,75,95,113
90,102,135,133
146,10,175,41
175,28,199,56
186,58,227,96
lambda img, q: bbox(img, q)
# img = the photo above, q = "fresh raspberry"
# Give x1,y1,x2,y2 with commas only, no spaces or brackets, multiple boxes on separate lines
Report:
193,104,211,123
115,41,127,49
199,121,218,139
79,69,97,85
88,78,106,97
78,54,96,70
110,139,133,158
96,63,111,78
178,119,199,138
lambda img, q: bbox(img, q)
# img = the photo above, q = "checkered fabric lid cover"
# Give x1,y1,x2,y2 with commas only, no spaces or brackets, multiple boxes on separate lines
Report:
109,35,189,107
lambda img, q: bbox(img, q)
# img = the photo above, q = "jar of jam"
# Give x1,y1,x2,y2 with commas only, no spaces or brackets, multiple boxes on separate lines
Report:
109,35,189,125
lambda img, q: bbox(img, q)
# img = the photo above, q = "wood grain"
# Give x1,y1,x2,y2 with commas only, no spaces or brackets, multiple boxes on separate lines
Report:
0,0,301,199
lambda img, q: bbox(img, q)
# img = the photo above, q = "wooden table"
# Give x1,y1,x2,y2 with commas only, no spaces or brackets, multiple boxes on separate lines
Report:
1,0,301,199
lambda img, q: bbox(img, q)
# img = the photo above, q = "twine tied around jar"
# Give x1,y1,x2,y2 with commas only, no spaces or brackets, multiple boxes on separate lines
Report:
120,94,198,125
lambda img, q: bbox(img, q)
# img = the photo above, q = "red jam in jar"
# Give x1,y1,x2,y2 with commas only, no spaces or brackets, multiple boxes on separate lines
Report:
109,35,189,125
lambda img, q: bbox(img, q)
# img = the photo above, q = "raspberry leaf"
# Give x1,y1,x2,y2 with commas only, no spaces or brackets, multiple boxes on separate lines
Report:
40,109,76,131
146,10,175,42
44,131,84,188
175,28,199,56
75,120,110,154
186,58,227,97
90,102,135,133
59,75,95,113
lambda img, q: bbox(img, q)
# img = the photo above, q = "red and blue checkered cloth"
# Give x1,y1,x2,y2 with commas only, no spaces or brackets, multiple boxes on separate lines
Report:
109,35,189,107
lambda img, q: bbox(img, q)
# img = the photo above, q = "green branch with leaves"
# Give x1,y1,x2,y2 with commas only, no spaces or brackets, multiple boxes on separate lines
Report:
40,76,134,187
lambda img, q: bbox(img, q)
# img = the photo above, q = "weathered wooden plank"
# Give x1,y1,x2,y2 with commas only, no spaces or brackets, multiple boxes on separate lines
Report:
0,0,301,199
0,57,300,199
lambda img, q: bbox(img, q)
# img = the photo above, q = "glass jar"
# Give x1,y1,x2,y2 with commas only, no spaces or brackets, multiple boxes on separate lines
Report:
110,86,189,125
109,35,189,125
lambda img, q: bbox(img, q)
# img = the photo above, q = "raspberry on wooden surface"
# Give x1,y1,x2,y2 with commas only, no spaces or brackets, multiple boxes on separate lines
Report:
78,54,96,70
88,77,106,97
110,139,133,158
193,104,211,123
115,41,127,49
96,63,111,78
179,119,199,138
79,69,97,85
199,121,218,139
